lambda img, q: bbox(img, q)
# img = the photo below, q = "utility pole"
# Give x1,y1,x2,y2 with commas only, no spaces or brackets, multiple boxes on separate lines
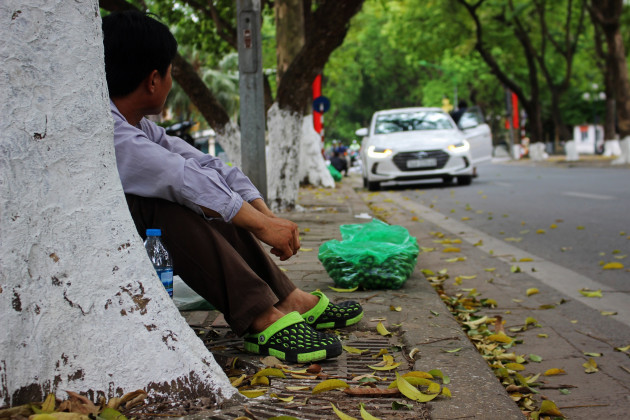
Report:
237,0,267,200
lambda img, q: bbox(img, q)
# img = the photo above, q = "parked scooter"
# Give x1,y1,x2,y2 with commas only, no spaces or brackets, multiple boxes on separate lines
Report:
165,120,197,149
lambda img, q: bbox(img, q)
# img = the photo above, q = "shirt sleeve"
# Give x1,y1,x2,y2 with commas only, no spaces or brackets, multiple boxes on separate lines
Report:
111,104,262,221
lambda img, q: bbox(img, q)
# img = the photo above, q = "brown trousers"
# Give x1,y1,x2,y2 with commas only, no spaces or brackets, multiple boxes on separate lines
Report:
125,194,296,336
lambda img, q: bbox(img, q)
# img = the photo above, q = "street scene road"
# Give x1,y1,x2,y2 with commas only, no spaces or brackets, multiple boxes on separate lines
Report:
355,161,630,418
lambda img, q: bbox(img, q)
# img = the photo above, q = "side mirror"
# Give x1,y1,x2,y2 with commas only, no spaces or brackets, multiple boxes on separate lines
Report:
355,127,369,137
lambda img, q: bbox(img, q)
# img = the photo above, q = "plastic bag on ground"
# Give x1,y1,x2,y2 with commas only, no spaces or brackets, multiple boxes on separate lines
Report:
318,219,419,289
327,164,342,181
173,275,215,311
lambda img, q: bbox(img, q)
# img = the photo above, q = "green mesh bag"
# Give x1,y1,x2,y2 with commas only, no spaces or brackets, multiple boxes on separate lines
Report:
318,219,419,290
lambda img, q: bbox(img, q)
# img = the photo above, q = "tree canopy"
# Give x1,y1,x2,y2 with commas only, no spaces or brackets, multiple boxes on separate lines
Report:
102,0,630,147
324,0,630,145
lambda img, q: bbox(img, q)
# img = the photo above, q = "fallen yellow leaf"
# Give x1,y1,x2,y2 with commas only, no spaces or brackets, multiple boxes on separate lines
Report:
394,373,439,402
583,358,599,373
270,393,294,402
579,289,603,298
539,400,564,417
328,286,359,292
526,288,539,297
253,368,286,378
543,368,566,376
331,403,358,420
442,247,461,253
239,389,267,398
312,379,349,394
488,333,513,344
504,363,525,371
359,405,382,420
603,262,624,270
376,322,391,336
250,376,269,386
368,363,401,371
286,386,309,391
403,371,434,379
343,345,368,354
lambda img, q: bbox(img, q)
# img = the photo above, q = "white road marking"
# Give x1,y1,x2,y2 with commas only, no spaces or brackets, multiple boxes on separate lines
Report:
385,192,630,328
562,191,615,200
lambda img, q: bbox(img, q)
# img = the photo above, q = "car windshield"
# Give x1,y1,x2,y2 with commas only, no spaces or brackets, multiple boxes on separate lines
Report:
374,111,454,134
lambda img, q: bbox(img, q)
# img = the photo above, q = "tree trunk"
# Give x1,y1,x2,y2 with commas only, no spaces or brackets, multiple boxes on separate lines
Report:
275,0,305,85
608,29,630,138
0,1,239,407
268,0,364,211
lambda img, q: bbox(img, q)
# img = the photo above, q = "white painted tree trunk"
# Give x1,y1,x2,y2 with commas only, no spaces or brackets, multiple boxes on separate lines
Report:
612,137,630,165
0,1,239,407
216,121,242,168
266,104,302,212
298,114,335,188
603,139,621,156
528,142,548,161
565,140,579,161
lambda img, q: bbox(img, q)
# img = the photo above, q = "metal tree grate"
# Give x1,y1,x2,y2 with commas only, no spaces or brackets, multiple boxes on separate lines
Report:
192,326,433,420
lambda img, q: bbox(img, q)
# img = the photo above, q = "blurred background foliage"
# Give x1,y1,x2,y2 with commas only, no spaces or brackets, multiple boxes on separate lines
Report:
105,0,630,146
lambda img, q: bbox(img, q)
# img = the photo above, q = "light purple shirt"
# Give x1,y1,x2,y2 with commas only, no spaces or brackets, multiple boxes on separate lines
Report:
111,101,262,221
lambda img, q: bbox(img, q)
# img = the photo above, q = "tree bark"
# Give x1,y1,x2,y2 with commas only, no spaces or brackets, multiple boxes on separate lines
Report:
276,0,365,114
590,6,617,140
267,0,364,211
275,0,305,85
1,0,238,407
591,0,630,138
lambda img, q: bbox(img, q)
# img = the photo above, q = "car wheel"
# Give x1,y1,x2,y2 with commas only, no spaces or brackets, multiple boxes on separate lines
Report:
442,175,454,185
367,180,380,191
457,175,473,186
362,176,368,188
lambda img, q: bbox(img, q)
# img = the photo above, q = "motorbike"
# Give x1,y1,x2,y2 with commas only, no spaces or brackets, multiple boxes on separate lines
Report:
165,120,198,149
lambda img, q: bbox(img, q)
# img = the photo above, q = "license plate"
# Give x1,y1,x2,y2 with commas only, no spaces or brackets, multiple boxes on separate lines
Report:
406,158,437,168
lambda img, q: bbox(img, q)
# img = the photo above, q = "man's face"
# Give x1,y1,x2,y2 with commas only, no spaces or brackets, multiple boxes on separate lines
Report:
156,64,173,111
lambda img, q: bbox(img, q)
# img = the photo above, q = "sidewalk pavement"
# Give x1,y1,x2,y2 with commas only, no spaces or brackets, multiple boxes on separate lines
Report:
180,173,524,419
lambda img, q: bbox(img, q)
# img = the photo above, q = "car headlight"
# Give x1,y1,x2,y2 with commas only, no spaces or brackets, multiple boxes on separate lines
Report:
448,140,470,152
367,145,393,158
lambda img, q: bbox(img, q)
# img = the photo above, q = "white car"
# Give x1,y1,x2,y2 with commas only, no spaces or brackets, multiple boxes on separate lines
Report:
356,106,493,191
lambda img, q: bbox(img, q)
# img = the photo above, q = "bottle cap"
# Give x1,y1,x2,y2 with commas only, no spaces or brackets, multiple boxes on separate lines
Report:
146,228,162,236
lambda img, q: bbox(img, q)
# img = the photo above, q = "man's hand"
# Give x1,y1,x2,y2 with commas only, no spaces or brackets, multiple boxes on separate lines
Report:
229,200,301,260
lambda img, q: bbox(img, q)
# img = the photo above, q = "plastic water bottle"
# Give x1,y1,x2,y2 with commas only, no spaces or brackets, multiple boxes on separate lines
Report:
144,229,173,298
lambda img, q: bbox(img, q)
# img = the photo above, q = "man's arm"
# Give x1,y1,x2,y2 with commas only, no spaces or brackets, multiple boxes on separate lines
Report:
201,200,300,261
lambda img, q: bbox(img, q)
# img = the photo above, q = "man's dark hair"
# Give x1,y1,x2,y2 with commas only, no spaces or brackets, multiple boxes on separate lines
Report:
102,11,178,97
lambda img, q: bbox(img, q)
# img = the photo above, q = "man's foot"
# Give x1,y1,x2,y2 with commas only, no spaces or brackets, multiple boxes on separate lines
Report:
301,291,364,330
243,311,342,363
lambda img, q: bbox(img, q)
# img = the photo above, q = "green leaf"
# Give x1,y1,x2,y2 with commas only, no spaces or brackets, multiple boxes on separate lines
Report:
428,369,450,384
391,401,413,411
529,354,542,362
98,408,129,420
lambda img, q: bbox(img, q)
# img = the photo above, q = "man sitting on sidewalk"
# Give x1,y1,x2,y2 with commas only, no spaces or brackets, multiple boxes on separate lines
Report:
102,10,363,363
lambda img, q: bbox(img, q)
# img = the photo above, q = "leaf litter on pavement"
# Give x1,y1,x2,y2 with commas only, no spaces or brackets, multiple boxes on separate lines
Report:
423,230,570,418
